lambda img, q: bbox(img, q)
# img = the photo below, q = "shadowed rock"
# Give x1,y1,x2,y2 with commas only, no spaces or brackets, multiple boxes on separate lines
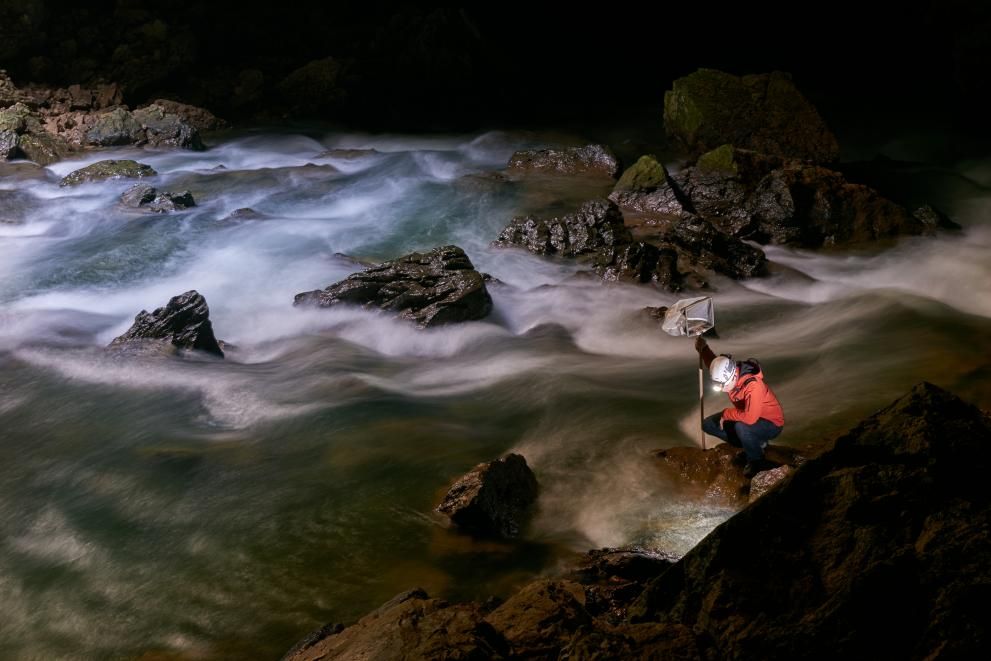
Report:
670,214,766,279
86,107,144,146
595,241,683,290
436,453,538,538
293,245,492,328
110,290,223,357
664,68,839,162
494,198,631,256
507,144,620,178
60,159,157,186
632,382,991,660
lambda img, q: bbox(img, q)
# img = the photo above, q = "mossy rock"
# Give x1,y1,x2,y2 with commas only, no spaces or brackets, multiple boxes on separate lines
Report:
613,155,669,192
664,68,839,162
17,132,67,166
0,102,31,133
696,144,738,175
60,159,157,186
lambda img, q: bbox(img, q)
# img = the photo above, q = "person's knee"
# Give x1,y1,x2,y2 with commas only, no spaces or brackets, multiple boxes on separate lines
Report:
702,415,722,435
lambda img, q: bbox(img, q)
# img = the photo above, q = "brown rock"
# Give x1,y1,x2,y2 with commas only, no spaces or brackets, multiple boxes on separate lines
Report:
748,465,793,503
436,453,538,537
484,580,589,657
507,144,620,179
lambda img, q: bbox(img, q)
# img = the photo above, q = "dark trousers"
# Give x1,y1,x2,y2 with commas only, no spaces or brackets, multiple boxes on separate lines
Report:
703,413,782,460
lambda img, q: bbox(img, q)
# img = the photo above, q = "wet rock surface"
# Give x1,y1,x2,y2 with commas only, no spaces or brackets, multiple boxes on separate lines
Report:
507,144,620,178
293,245,493,328
436,453,539,538
60,159,157,186
493,198,631,257
109,290,223,357
120,184,196,212
664,68,839,162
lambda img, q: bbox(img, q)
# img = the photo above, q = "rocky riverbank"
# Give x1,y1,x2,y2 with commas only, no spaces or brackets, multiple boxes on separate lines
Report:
283,383,991,660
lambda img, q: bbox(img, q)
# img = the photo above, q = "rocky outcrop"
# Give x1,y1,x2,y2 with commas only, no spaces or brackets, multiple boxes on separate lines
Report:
59,159,157,186
120,183,196,212
110,290,224,357
131,104,204,150
493,198,631,256
631,382,991,660
0,101,69,165
436,453,538,538
595,241,683,290
293,245,493,328
146,99,226,132
507,144,620,178
664,68,839,162
85,107,144,146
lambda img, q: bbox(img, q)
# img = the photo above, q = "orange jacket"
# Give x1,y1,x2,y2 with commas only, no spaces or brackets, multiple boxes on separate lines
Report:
700,345,785,427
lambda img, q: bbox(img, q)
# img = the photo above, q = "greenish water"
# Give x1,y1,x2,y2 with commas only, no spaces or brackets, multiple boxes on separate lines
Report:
1,130,989,659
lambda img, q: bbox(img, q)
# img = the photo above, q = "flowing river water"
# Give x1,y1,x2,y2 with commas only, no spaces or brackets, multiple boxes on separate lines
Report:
1,129,990,659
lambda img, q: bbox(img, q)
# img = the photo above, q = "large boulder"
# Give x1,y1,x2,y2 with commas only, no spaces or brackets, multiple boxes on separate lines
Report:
631,383,991,660
85,107,144,146
669,214,767,279
595,241,683,291
59,159,157,186
494,198,631,256
148,99,226,132
0,101,70,165
436,453,538,538
132,104,204,150
110,290,224,357
664,69,839,163
749,165,930,247
293,245,493,328
507,144,620,178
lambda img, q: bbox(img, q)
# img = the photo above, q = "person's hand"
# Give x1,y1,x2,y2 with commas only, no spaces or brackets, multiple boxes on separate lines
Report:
694,336,708,352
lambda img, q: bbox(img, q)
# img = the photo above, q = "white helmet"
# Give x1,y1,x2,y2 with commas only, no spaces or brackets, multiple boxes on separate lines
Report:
710,355,738,392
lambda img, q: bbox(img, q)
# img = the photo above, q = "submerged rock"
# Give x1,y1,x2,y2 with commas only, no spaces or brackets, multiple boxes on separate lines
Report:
494,198,631,256
110,290,223,357
293,245,493,328
436,453,538,538
60,159,157,186
664,68,839,162
507,144,620,178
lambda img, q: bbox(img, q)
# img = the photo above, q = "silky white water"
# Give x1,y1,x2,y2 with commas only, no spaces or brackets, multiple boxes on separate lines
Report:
1,129,989,659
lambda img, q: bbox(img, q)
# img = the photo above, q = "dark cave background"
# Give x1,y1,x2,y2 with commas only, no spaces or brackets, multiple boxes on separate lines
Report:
1,1,988,156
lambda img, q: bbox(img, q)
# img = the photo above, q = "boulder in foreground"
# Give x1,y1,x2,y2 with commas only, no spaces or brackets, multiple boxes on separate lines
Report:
60,159,157,186
293,245,493,328
110,290,223,357
436,453,538,538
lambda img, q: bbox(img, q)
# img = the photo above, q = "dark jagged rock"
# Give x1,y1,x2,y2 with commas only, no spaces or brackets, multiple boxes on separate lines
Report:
493,198,631,257
293,245,493,328
146,190,196,213
507,144,620,178
664,68,839,162
436,453,538,538
608,154,686,216
132,104,204,150
85,107,144,146
566,547,678,621
595,241,682,290
110,290,223,357
749,165,929,247
670,214,767,279
60,159,157,186
282,588,506,661
632,383,991,660
120,183,157,207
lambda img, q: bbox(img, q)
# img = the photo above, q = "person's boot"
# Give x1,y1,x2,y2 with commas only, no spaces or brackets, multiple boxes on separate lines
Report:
743,458,770,478
732,451,748,467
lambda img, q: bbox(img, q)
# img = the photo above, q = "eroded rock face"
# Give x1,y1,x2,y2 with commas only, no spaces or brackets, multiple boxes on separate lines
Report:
507,144,620,178
436,453,539,538
60,159,157,186
664,68,839,162
669,214,767,279
494,198,631,256
633,383,991,660
293,245,493,328
110,290,223,357
609,154,686,216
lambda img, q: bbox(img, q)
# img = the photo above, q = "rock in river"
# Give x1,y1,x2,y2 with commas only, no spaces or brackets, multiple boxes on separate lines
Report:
110,290,223,357
436,453,539,538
